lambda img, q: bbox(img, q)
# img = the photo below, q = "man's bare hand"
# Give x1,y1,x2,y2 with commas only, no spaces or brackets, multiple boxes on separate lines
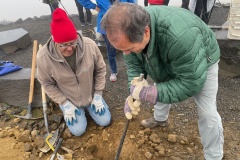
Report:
95,6,100,12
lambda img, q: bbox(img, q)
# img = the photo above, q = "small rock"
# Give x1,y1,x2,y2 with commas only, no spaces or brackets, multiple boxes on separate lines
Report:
130,134,135,139
34,136,45,148
17,134,31,142
102,129,108,141
29,154,39,160
144,151,152,159
64,153,73,160
5,126,11,130
22,130,31,135
24,143,33,152
0,130,8,138
149,133,161,144
138,130,144,135
187,147,193,154
31,130,38,141
155,145,165,157
14,118,21,123
39,152,43,158
143,128,151,135
167,134,177,143
13,129,21,138
137,139,145,146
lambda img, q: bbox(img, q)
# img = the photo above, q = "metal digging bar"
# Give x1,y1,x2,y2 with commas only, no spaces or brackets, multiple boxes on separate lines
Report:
47,0,54,13
115,73,144,160
14,40,42,120
58,0,74,22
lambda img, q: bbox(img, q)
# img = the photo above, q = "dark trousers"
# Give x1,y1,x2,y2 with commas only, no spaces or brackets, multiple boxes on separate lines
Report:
144,0,148,6
163,0,170,5
181,0,189,9
74,0,92,23
49,3,59,14
194,0,210,24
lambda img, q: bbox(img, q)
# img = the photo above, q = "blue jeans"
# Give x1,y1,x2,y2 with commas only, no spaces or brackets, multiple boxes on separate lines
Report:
153,62,223,159
102,34,117,74
60,99,111,136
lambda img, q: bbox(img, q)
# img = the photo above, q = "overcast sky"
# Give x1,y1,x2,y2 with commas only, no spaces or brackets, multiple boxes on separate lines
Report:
0,0,80,21
0,0,230,22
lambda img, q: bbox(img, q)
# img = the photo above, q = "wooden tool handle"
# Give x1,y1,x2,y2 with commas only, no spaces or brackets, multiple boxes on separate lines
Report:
28,40,38,104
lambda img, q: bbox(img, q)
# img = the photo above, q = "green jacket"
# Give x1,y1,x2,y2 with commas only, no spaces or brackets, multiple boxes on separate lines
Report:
124,6,220,104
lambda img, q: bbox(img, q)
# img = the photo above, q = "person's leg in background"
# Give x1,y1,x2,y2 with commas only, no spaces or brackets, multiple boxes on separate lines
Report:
49,4,54,14
51,3,59,11
85,8,92,26
144,0,148,6
193,62,224,159
74,0,86,26
201,0,211,24
181,0,189,9
163,0,170,6
194,0,211,24
194,0,203,18
102,34,118,82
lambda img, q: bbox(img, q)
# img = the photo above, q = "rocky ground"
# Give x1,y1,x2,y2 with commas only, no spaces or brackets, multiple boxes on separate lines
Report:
0,4,240,160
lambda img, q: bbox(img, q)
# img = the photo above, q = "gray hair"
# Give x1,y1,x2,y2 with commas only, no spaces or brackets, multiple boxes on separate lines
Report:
101,2,150,43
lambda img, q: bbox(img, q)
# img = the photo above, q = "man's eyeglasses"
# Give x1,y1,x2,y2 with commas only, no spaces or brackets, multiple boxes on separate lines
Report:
58,42,78,49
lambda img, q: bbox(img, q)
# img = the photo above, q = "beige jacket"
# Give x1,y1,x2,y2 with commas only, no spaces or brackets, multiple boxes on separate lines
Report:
37,33,106,107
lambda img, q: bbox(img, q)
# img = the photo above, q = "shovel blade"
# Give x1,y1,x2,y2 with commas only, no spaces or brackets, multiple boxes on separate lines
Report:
38,129,59,153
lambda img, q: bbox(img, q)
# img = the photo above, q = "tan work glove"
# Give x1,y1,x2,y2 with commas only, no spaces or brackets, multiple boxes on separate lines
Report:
130,77,148,100
124,96,142,119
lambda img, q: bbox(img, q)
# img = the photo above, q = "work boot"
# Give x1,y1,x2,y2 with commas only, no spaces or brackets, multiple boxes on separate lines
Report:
141,117,168,128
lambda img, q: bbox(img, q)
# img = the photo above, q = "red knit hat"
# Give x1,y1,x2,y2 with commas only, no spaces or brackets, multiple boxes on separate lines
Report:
51,8,77,43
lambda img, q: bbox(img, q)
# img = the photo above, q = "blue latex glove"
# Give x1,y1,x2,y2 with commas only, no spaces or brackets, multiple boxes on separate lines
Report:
62,100,81,126
91,94,105,116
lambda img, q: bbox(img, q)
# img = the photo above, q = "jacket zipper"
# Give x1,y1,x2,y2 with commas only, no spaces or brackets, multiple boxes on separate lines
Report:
143,52,161,82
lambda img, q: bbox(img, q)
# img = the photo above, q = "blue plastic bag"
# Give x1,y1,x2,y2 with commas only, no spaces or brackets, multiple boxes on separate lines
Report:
0,61,23,76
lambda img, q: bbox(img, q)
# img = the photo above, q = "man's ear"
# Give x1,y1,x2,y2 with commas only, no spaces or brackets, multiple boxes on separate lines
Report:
144,26,150,38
